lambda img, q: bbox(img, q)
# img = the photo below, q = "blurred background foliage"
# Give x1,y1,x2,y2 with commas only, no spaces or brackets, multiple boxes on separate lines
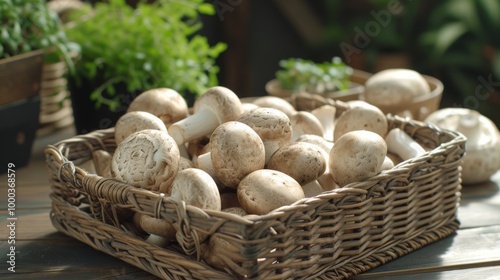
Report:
80,0,500,126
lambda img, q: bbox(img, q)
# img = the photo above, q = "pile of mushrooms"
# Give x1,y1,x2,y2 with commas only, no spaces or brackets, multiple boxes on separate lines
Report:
86,84,439,260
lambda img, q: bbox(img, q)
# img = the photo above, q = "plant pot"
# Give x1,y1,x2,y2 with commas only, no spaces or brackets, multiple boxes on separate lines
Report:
0,97,41,171
272,68,443,121
0,50,44,172
69,77,139,135
0,49,44,105
265,69,370,102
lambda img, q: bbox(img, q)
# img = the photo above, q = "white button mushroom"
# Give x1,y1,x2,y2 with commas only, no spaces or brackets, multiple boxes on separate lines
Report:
134,212,177,247
252,96,297,118
290,111,324,141
384,128,426,161
333,101,388,142
295,134,334,155
137,168,221,248
295,134,337,194
170,168,221,211
170,168,221,249
237,169,305,215
111,129,180,194
425,108,500,184
236,107,292,163
127,88,189,126
267,142,326,186
168,86,244,145
329,130,387,187
196,121,266,188
114,111,167,145
362,68,430,110
241,102,259,113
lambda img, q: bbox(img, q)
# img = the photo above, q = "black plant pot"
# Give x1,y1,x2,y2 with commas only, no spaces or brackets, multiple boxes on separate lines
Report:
0,97,41,171
69,78,139,135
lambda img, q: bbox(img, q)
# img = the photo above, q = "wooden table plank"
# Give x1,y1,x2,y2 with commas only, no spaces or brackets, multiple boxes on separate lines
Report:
458,172,500,229
0,239,152,279
357,225,500,277
353,265,500,280
0,210,67,241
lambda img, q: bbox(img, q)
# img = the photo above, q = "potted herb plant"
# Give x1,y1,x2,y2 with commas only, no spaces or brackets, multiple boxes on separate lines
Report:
64,0,227,134
418,0,500,126
0,0,76,170
265,57,368,101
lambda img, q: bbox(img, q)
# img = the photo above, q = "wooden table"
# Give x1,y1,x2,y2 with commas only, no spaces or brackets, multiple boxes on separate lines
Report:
1,126,500,279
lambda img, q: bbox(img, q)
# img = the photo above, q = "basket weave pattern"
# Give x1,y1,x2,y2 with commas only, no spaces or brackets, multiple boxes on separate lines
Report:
45,114,466,279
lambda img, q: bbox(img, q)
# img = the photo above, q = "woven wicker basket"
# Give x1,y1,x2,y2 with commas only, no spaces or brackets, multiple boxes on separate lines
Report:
45,108,466,279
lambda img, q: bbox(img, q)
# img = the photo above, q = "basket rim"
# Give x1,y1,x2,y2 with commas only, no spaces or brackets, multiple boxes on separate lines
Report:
45,114,466,223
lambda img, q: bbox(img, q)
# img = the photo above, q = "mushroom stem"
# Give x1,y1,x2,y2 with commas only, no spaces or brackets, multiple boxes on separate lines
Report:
146,234,171,247
311,105,336,142
196,152,216,178
168,109,220,145
385,128,425,161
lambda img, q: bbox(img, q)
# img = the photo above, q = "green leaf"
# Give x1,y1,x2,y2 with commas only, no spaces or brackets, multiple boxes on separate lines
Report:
431,22,469,57
491,52,500,82
198,3,215,15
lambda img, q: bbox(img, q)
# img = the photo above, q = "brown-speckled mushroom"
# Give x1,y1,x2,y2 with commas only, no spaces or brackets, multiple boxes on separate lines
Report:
168,86,244,145
329,130,387,187
236,107,292,163
237,169,305,215
252,96,297,117
196,121,265,188
333,101,388,142
111,129,180,194
127,88,189,126
267,142,326,186
290,111,324,141
114,111,167,145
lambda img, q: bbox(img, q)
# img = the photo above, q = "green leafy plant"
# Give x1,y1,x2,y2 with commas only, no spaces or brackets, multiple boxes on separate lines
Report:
0,0,76,67
418,0,500,123
276,57,353,94
65,0,227,110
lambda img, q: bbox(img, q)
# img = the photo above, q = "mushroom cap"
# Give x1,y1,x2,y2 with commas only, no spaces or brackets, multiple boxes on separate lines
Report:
127,88,189,126
252,96,296,117
210,121,266,187
236,107,292,143
425,108,500,184
170,168,221,211
237,169,305,215
139,214,176,239
290,111,324,140
296,134,334,155
363,69,430,107
114,111,167,145
329,130,387,187
333,101,388,141
193,86,244,124
267,142,326,185
111,129,180,194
